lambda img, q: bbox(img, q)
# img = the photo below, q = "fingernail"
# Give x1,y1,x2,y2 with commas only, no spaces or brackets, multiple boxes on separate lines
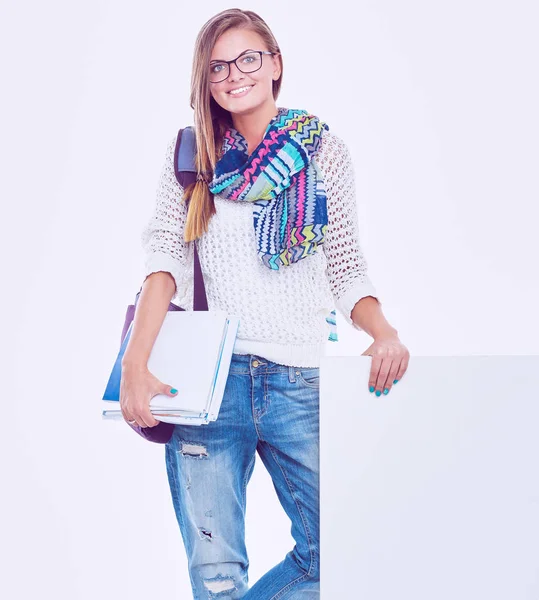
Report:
394,379,399,384
170,388,178,394
375,390,381,397
369,385,375,393
383,388,389,395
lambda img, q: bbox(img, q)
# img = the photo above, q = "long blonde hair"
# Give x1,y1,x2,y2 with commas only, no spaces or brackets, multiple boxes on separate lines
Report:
182,9,284,242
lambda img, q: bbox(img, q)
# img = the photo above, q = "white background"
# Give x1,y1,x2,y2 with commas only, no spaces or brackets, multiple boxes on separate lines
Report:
1,1,537,598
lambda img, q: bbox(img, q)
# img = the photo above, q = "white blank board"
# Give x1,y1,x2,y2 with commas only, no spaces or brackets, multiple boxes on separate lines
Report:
320,355,539,600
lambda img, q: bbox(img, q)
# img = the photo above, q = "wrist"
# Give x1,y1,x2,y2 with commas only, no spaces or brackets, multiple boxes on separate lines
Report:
121,357,149,371
373,325,399,341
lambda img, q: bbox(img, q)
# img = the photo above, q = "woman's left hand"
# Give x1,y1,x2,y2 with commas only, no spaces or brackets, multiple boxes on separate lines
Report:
361,333,410,396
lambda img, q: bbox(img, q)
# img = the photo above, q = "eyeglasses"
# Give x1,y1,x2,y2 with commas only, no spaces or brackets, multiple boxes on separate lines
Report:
208,50,276,83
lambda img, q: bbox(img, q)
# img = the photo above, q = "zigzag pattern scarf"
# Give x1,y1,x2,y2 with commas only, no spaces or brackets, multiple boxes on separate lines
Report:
208,106,338,342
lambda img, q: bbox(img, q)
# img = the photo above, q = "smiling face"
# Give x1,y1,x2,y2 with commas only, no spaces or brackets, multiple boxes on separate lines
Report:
209,27,281,117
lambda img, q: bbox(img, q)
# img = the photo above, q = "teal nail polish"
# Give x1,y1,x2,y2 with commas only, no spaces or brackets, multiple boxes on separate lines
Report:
383,388,389,395
369,385,375,393
170,388,178,394
375,390,381,397
394,379,399,384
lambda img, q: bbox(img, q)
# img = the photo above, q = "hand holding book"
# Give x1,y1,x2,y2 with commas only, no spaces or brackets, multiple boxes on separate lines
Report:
120,363,179,428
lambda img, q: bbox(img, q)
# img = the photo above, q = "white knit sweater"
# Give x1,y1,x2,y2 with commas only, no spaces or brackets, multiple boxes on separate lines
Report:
140,128,381,368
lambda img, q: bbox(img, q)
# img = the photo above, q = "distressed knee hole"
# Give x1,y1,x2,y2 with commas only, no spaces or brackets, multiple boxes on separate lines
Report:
203,573,237,596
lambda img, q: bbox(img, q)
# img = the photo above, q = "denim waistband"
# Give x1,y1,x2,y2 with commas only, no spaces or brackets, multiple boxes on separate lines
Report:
229,352,317,375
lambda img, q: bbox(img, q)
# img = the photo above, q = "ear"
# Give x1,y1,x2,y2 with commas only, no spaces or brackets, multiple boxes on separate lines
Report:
272,53,282,80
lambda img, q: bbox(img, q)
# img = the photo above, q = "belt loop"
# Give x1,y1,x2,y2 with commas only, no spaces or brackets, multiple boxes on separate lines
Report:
289,366,297,383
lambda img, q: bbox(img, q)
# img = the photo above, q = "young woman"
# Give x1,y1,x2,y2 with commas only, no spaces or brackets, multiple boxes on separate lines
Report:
120,8,410,599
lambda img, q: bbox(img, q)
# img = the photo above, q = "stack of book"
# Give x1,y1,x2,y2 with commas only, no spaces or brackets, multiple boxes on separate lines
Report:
102,310,240,426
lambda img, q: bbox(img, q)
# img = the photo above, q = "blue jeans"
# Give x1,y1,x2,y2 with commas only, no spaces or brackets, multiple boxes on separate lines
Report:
164,353,320,599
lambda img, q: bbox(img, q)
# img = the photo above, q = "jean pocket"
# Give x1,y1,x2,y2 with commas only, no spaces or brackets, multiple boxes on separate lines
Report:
297,368,320,388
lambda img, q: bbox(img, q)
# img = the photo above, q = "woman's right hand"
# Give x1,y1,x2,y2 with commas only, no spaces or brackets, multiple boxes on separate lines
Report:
120,363,179,428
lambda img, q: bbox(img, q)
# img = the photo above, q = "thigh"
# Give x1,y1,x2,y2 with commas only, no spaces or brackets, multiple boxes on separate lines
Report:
164,362,259,567
258,366,320,478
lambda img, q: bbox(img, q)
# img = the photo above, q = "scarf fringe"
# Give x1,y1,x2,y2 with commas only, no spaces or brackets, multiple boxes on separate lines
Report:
326,309,338,342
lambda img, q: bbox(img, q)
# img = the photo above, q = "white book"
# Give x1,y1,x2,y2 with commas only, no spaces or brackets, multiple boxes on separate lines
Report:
102,310,240,425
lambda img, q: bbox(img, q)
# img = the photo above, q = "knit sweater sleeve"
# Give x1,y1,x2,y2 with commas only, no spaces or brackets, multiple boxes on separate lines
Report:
316,130,382,332
140,135,193,304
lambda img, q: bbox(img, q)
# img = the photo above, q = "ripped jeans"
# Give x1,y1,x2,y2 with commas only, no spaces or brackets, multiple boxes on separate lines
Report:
164,353,320,599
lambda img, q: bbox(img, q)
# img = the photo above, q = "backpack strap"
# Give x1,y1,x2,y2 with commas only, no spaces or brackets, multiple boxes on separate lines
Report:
173,126,197,189
171,125,208,311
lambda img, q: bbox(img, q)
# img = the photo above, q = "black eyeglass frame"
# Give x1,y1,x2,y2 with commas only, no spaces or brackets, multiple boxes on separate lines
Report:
208,50,276,83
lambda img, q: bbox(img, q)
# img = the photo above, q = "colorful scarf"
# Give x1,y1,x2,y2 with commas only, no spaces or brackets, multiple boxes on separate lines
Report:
208,106,338,342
